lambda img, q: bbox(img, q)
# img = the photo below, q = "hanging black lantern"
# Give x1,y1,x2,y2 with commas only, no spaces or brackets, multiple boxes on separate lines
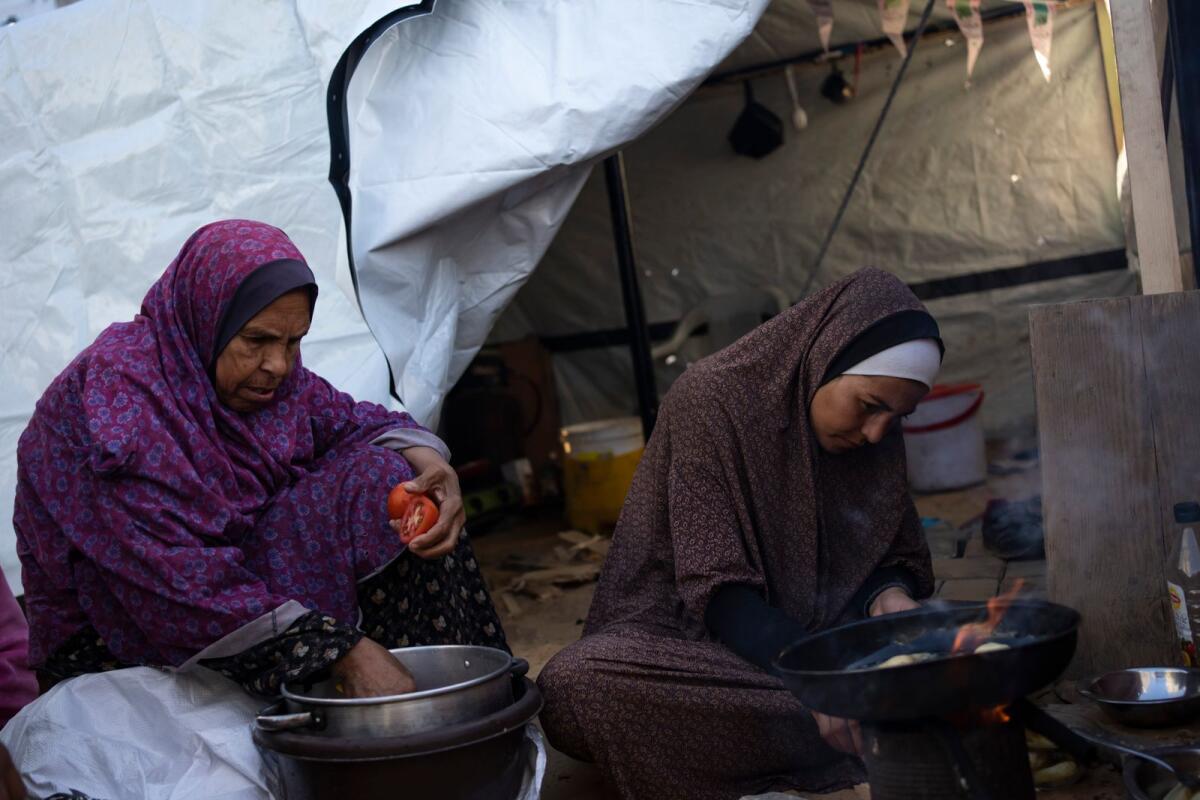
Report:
820,62,854,104
728,81,784,159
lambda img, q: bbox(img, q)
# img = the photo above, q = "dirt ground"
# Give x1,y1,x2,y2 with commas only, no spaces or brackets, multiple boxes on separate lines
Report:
470,452,1129,799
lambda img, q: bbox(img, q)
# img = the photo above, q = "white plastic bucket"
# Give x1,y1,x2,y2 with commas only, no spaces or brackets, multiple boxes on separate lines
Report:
560,417,645,532
902,383,986,493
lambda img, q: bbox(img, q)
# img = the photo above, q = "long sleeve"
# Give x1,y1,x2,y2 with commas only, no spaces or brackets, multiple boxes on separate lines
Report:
874,499,935,601
199,610,362,696
668,455,768,627
849,565,921,618
0,572,37,723
704,583,807,674
303,372,444,459
16,435,309,668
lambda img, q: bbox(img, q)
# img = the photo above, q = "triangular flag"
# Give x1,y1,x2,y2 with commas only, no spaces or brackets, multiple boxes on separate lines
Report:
1024,1,1054,81
808,0,834,53
948,0,983,78
879,0,912,58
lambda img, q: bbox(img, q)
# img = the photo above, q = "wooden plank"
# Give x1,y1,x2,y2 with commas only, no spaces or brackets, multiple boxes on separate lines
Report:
1110,0,1183,293
1137,291,1200,619
1095,0,1124,154
1029,296,1179,677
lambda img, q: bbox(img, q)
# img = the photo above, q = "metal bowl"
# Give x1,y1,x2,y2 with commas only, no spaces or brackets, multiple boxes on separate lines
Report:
1123,746,1200,800
1080,668,1200,728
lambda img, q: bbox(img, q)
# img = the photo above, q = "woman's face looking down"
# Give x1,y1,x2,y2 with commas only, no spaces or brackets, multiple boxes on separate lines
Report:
214,289,311,412
809,374,929,454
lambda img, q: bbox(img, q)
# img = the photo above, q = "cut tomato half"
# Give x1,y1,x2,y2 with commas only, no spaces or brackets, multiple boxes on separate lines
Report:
387,485,440,544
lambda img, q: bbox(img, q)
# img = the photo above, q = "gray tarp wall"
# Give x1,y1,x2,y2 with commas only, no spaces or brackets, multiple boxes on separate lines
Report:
493,5,1134,438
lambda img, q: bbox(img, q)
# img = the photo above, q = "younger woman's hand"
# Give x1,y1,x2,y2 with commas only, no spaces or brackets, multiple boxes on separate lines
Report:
870,586,920,617
812,711,863,755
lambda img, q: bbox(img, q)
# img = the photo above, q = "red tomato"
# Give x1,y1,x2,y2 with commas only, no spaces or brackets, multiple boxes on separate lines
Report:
387,485,440,544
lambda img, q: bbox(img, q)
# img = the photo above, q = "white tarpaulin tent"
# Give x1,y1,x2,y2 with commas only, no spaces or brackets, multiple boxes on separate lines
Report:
0,0,770,591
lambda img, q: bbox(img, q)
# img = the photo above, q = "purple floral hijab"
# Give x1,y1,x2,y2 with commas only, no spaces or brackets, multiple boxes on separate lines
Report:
14,221,425,667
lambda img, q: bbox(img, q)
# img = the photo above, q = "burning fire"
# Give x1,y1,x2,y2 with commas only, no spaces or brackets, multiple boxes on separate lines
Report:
950,578,1026,654
980,705,1012,724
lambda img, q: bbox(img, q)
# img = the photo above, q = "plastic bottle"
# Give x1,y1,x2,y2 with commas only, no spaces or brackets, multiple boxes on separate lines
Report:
1167,501,1200,666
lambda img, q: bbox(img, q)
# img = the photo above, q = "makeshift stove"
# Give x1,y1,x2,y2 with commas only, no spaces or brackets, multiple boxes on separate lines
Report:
776,589,1081,800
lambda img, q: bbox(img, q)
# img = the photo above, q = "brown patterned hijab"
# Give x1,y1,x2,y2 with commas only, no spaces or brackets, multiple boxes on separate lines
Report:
587,268,937,638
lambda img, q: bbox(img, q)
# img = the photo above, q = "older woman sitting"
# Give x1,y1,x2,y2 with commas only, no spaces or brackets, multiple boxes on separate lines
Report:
13,220,506,700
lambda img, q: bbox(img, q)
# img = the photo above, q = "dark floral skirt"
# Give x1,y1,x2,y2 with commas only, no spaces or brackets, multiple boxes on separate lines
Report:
42,535,508,697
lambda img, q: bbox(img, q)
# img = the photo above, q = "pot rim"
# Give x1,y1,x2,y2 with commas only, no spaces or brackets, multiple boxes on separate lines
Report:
281,644,515,707
257,677,543,761
1080,667,1200,707
1122,745,1200,800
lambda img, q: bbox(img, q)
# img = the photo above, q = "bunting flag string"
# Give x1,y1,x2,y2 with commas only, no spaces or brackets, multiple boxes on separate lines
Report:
949,0,984,79
1024,1,1055,81
808,0,835,53
879,0,912,57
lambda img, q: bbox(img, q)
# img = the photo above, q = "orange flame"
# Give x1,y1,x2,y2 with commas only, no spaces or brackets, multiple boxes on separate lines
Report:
950,578,1025,654
980,705,1012,724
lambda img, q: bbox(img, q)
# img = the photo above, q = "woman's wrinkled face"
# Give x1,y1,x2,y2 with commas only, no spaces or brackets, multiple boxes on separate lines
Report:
214,289,311,413
809,375,930,454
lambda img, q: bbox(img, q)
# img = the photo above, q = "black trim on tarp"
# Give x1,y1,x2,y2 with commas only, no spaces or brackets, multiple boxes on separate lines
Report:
540,249,1128,354
908,248,1127,300
327,0,437,404
1167,0,1200,286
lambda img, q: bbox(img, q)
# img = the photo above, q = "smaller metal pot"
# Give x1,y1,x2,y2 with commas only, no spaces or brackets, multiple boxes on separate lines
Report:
256,645,526,738
1123,746,1200,799
1080,668,1200,728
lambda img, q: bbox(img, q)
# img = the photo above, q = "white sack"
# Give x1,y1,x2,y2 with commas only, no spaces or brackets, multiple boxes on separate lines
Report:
0,667,281,800
0,666,548,800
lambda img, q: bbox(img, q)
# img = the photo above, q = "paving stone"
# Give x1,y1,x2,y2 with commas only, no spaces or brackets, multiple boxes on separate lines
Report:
1003,558,1048,578
1002,575,1046,598
933,557,1005,581
938,578,999,602
963,534,991,558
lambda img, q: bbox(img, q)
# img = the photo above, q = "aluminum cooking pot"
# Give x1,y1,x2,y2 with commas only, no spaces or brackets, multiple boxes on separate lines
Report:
255,645,527,738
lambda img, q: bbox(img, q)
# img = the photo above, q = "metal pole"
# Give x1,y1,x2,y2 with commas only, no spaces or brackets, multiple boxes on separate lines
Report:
802,0,938,297
603,152,659,440
1167,0,1200,288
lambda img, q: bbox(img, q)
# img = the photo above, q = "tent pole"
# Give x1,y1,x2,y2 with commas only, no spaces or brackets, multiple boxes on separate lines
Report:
802,0,937,297
604,152,659,440
1167,0,1200,288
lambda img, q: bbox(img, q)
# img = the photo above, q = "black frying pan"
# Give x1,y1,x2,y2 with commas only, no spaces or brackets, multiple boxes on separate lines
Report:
774,599,1080,721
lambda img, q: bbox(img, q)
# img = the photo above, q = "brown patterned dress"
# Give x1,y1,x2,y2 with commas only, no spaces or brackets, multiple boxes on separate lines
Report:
538,268,936,799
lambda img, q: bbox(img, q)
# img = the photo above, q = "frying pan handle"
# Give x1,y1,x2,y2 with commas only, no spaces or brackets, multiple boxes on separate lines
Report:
510,657,530,678
1014,699,1096,762
255,710,323,732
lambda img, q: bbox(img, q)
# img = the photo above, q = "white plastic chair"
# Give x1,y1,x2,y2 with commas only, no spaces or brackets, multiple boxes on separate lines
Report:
651,286,791,367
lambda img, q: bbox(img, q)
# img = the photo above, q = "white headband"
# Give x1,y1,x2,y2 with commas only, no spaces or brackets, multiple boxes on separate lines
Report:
841,338,942,389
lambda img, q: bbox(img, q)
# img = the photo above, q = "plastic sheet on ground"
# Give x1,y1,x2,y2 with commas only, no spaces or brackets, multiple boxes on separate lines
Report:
0,666,547,800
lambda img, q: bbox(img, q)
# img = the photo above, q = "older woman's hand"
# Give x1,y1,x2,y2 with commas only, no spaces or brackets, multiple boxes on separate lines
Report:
332,638,417,698
870,586,921,617
395,447,466,560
